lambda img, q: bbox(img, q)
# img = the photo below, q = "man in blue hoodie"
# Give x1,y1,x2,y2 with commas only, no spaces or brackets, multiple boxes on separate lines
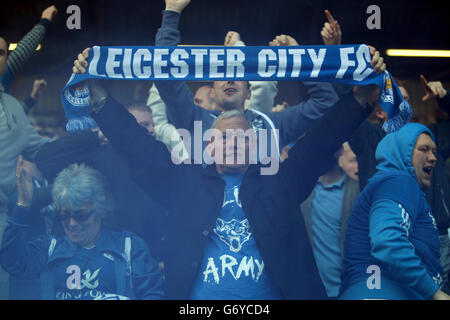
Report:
340,123,449,300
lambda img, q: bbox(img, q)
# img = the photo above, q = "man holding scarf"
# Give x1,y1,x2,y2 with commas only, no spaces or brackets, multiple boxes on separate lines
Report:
154,0,340,160
70,32,387,298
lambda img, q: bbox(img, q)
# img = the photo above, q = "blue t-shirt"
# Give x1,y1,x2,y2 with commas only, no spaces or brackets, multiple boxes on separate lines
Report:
190,173,282,300
54,246,117,300
311,175,346,298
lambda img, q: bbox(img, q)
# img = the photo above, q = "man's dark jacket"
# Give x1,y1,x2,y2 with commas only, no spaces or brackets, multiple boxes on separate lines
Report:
92,92,371,300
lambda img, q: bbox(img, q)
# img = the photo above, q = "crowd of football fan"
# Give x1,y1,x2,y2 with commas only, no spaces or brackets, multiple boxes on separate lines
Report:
0,1,448,300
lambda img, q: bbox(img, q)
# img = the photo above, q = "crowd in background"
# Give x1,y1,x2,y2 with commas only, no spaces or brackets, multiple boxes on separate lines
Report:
0,1,449,300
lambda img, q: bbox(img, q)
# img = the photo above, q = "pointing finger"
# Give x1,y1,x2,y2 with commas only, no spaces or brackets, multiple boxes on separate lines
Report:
325,9,336,25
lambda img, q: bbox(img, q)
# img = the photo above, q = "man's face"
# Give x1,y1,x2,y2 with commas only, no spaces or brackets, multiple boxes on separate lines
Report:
412,133,437,189
0,37,8,78
129,108,155,136
338,145,359,181
210,116,255,174
211,81,250,112
194,86,215,110
59,206,102,247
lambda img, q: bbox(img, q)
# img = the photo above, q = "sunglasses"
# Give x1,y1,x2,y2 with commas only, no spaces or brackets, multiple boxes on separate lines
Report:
58,210,93,223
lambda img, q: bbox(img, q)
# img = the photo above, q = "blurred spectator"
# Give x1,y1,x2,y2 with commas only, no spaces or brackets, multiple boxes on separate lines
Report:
33,102,170,268
0,11,58,299
6,156,55,299
341,124,446,300
0,162,164,300
126,103,155,136
29,112,66,139
338,142,359,182
420,76,450,293
0,6,57,93
0,43,51,298
301,144,359,298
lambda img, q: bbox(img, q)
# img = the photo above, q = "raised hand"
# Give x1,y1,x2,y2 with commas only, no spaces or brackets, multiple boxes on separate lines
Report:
41,5,58,21
224,31,241,46
72,48,107,105
30,79,47,100
420,75,447,101
72,48,90,74
353,46,386,106
165,0,191,13
321,10,342,45
368,45,386,74
269,34,299,46
16,156,33,207
272,101,288,113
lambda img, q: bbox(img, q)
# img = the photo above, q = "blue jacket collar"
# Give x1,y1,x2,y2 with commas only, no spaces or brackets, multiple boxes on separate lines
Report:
48,227,125,263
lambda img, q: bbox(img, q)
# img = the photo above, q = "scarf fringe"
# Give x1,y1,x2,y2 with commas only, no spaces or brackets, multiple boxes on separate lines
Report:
66,116,97,132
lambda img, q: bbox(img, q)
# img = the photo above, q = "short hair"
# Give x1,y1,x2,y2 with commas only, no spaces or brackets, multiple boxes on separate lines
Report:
197,83,213,90
52,163,114,219
125,102,152,114
211,110,251,129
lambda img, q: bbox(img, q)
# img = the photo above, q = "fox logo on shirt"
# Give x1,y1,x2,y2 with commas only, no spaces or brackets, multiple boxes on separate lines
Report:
214,218,251,253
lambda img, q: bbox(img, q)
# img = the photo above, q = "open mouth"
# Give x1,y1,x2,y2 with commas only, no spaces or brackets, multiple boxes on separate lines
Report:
224,88,237,95
423,166,433,177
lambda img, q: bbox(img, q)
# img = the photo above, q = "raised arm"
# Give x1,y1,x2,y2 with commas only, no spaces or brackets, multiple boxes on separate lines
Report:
0,159,50,280
224,31,278,113
368,176,447,300
320,9,357,99
283,47,386,203
34,131,100,181
73,48,176,206
421,75,449,113
19,103,52,162
320,10,342,46
147,83,190,163
154,0,210,131
267,34,339,146
421,75,450,158
2,6,57,92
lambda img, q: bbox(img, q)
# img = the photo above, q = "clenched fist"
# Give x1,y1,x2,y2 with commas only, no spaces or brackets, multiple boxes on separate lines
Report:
165,0,191,13
41,5,58,21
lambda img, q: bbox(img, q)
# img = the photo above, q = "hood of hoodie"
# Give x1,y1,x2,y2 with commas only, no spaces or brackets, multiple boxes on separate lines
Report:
375,123,435,180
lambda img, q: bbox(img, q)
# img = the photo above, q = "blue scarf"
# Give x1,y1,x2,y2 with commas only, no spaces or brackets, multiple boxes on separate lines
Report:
62,44,405,132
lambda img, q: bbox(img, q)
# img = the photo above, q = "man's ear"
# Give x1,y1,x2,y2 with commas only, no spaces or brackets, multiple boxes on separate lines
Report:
207,87,214,100
374,105,386,120
245,84,251,100
210,86,216,100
